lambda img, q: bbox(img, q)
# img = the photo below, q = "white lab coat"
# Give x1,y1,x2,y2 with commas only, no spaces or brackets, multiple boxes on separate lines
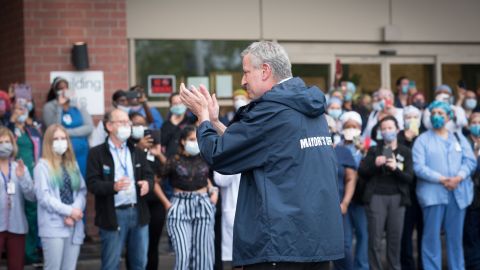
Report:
213,171,241,261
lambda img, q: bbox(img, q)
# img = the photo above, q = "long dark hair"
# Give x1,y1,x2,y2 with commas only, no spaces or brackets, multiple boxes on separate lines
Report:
177,125,196,154
46,77,69,102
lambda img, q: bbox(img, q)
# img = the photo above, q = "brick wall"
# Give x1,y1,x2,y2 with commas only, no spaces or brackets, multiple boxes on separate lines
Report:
20,0,129,236
0,0,26,90
23,0,129,115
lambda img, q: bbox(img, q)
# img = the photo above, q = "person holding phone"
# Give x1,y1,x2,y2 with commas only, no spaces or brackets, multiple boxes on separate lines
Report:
129,111,167,270
0,127,36,270
127,85,164,129
9,86,43,265
34,124,87,270
359,115,413,270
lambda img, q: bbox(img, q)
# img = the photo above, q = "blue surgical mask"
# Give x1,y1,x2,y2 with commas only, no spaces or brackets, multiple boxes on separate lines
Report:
465,98,477,110
381,130,397,143
328,109,342,120
401,85,409,94
170,104,187,116
26,102,33,112
431,114,445,129
117,105,130,114
344,92,353,102
0,143,13,158
470,124,480,137
17,112,28,123
372,100,384,111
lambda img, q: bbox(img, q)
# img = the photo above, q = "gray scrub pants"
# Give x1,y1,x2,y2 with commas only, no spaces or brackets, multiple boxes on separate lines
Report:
366,194,405,270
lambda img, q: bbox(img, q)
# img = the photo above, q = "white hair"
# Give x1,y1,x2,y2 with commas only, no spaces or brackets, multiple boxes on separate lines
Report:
377,88,394,99
241,41,292,81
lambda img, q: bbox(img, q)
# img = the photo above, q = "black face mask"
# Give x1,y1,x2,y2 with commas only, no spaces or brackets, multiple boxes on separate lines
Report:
412,100,425,110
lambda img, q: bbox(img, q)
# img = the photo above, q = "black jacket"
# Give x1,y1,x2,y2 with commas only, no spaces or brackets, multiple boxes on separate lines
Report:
86,138,154,230
359,143,414,206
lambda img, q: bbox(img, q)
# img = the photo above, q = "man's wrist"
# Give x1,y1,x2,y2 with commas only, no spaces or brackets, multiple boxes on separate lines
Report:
199,111,210,123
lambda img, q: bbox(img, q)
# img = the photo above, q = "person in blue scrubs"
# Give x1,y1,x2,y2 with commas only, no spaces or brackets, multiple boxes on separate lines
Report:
413,101,476,270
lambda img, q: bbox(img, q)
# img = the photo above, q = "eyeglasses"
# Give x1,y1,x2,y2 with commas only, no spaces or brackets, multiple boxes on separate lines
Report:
110,120,132,126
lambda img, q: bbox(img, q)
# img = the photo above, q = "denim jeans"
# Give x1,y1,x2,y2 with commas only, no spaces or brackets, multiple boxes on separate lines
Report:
348,203,370,270
99,207,148,270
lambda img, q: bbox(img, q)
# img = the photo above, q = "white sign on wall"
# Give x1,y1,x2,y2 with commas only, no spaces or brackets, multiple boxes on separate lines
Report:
50,71,105,115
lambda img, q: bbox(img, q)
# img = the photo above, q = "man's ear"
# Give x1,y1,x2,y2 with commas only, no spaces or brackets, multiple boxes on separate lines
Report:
261,63,272,81
105,121,113,134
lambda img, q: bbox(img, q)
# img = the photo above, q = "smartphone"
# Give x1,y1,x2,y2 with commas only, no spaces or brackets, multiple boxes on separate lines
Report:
14,84,32,100
458,80,466,89
144,129,160,144
126,91,140,99
382,146,393,159
143,129,152,137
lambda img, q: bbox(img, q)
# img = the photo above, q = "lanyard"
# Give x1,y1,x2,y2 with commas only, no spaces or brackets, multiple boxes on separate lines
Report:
114,147,129,177
0,161,11,193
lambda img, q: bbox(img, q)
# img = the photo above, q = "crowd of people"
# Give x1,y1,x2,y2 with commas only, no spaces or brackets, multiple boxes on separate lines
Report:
0,40,480,270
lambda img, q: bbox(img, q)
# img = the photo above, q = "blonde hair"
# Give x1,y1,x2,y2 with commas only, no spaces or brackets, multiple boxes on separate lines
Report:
42,124,81,190
0,127,18,158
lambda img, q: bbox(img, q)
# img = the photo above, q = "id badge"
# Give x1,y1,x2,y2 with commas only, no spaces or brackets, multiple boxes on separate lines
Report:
7,182,15,195
455,142,462,152
146,152,155,162
62,114,73,125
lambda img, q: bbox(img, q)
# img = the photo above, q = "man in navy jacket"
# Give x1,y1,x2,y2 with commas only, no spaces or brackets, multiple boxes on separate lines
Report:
180,41,343,270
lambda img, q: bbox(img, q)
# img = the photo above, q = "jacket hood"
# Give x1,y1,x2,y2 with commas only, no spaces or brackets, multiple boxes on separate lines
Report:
260,77,326,117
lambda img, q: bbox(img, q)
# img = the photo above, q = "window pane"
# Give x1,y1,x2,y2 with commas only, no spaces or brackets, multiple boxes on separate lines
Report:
442,64,480,92
291,64,329,92
341,64,381,94
135,40,253,101
390,64,434,100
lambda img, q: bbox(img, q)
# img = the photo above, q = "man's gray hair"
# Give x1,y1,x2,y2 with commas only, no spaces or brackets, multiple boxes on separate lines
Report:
241,41,292,81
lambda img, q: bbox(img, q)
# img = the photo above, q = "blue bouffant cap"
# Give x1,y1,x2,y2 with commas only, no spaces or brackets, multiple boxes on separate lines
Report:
428,100,453,118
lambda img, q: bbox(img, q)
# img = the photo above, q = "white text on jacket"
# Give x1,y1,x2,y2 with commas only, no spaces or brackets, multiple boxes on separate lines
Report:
299,136,333,149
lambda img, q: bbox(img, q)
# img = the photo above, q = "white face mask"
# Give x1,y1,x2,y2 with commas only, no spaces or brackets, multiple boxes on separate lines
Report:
116,126,131,142
52,139,68,155
131,125,145,140
342,128,361,141
234,98,249,111
185,140,200,156
117,105,130,114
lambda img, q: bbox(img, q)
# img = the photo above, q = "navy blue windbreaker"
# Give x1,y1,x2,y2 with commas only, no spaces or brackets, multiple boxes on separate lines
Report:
197,77,343,266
